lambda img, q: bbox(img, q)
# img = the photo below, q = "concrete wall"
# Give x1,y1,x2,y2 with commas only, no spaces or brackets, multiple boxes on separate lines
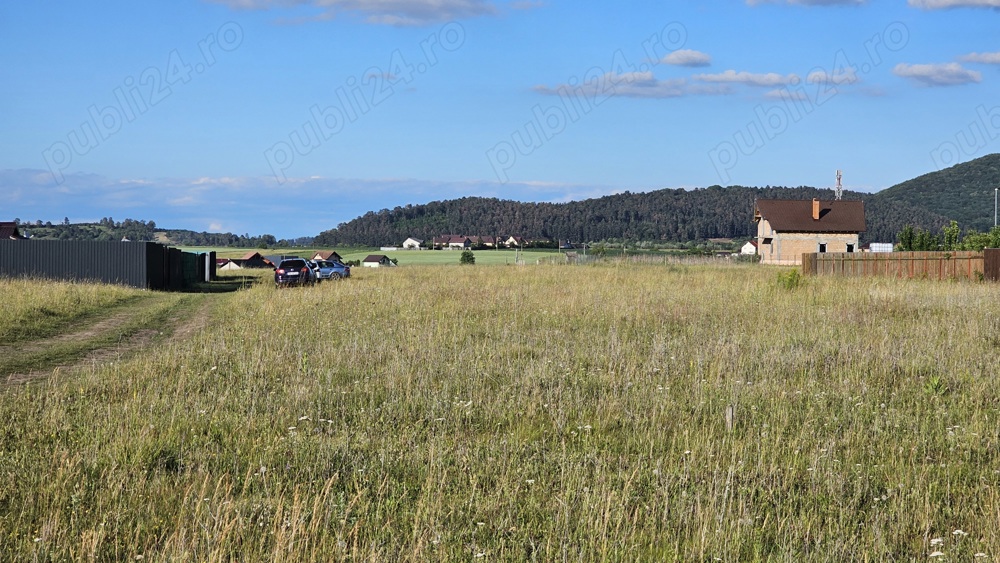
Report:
757,220,859,265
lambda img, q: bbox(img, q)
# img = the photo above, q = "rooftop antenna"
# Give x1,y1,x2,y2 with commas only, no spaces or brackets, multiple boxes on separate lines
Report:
835,170,843,201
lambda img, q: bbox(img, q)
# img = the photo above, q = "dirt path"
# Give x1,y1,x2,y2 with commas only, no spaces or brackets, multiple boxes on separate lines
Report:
0,309,140,355
3,294,215,386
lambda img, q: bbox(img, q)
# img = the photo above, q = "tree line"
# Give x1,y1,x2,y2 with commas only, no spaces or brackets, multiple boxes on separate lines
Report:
896,221,1000,252
15,218,297,248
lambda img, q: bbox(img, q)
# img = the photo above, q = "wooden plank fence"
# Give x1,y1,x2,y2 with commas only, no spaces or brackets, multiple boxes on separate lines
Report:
802,251,987,281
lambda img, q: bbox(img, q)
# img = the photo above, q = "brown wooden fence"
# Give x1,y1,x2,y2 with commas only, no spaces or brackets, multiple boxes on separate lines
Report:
802,251,986,281
986,249,1000,281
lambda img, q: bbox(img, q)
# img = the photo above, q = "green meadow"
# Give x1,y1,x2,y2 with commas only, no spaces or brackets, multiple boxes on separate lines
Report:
191,246,570,266
2,263,999,561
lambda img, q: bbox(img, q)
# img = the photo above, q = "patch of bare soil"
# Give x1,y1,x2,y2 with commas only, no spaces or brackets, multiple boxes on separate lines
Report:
4,298,213,386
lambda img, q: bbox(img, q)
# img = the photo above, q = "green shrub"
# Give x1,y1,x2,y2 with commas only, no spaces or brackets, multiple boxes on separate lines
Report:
777,269,802,290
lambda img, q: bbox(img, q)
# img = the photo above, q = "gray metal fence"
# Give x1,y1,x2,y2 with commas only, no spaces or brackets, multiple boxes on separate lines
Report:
0,240,213,289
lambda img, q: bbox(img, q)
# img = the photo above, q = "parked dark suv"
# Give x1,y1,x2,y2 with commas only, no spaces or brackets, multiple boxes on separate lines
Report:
274,258,316,288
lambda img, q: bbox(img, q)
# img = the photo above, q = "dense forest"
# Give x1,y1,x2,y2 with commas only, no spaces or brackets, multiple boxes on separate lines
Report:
873,153,1000,233
314,185,950,247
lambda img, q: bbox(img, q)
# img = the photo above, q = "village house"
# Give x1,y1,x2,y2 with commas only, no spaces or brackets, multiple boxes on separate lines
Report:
402,237,423,249
238,251,274,268
363,254,394,268
470,236,497,248
740,240,758,255
0,222,26,240
217,258,242,270
755,198,866,266
504,235,527,248
310,250,343,262
431,235,472,250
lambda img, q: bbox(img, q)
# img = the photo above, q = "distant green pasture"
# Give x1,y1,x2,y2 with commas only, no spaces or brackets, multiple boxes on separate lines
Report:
181,246,570,266
339,248,565,266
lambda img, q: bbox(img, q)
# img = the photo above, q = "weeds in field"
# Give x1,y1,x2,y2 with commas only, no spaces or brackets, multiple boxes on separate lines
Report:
1,265,999,560
776,268,803,291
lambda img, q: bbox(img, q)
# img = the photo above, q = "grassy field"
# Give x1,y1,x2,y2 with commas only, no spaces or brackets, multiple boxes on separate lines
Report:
185,246,594,266
2,263,999,560
339,248,566,266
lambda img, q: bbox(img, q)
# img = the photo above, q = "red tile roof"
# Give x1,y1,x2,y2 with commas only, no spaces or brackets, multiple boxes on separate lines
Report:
312,250,342,260
756,199,866,233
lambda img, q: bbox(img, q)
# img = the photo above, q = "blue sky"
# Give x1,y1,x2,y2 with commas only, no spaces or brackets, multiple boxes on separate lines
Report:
3,0,1000,239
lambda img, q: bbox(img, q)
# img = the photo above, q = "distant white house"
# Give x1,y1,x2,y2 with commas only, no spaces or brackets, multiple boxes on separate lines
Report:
402,237,423,249
740,240,758,255
363,254,394,268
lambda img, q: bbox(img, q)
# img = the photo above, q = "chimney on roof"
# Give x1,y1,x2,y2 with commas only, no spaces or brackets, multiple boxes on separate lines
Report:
812,198,820,221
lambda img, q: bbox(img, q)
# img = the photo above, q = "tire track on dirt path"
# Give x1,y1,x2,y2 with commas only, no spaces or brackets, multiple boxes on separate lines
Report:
3,294,215,386
0,309,139,355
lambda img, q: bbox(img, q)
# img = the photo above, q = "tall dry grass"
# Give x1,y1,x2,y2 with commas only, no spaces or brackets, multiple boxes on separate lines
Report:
2,263,999,561
0,278,139,343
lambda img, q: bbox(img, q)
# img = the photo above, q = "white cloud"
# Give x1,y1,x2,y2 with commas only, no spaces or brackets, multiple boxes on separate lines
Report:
207,0,505,25
694,70,801,87
959,52,1000,64
892,62,982,86
908,0,1000,8
807,68,859,85
661,49,712,67
534,72,732,99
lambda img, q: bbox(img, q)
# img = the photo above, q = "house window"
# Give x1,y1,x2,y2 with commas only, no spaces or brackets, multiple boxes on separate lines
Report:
818,243,827,253
846,244,855,253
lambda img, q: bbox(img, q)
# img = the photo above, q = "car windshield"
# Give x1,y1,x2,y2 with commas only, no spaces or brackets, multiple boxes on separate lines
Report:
280,259,306,269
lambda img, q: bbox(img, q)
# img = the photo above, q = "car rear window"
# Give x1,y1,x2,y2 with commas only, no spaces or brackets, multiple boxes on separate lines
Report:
280,259,306,269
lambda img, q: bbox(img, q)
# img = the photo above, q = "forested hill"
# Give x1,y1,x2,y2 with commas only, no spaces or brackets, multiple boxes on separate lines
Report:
315,185,950,247
867,153,1000,234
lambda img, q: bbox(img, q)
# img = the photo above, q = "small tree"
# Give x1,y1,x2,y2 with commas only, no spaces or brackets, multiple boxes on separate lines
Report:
460,250,475,265
897,225,915,251
942,220,961,251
